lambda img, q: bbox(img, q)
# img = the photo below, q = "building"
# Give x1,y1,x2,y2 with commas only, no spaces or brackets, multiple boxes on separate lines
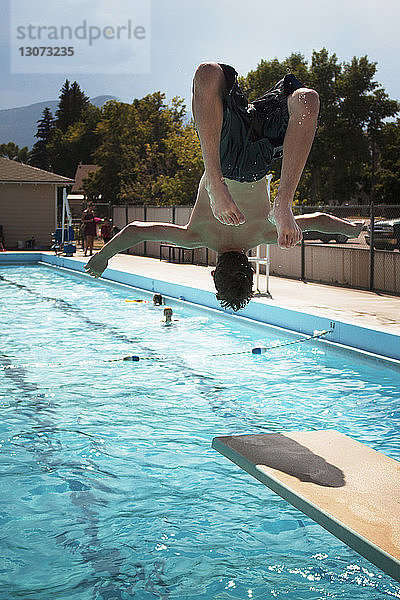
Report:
0,157,74,249
67,163,100,218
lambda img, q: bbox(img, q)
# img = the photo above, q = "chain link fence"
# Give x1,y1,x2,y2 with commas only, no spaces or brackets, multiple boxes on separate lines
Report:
293,204,400,292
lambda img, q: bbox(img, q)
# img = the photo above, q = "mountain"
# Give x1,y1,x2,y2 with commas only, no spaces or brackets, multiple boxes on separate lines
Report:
0,95,117,149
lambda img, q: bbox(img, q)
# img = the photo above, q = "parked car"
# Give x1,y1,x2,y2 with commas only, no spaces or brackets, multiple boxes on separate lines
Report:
365,218,400,250
303,231,349,244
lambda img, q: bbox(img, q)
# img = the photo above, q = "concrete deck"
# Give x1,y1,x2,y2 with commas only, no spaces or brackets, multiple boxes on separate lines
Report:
74,251,400,335
212,430,400,582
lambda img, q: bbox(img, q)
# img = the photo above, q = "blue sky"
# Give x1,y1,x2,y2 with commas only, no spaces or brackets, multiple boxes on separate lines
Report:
1,0,399,112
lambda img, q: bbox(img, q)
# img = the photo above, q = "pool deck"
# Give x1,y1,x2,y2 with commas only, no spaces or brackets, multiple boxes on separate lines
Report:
78,251,400,334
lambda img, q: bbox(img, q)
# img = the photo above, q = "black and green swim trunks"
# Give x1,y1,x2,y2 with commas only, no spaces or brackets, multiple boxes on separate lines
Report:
217,63,304,183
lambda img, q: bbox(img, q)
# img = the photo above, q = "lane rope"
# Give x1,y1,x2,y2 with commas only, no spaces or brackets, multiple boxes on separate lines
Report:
209,329,333,358
1,330,332,367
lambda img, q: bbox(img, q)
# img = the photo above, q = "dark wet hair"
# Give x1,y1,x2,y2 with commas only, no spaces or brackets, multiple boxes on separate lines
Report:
212,251,254,311
153,293,163,305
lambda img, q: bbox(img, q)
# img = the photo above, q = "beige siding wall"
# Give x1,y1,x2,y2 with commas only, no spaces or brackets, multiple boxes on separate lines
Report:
111,205,127,230
374,250,400,293
145,206,173,258
0,183,56,249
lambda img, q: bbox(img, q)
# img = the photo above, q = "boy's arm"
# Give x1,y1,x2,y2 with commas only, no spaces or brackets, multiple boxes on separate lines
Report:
84,221,201,278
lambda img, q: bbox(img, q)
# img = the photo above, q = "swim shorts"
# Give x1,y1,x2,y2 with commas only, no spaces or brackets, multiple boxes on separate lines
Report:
217,63,304,183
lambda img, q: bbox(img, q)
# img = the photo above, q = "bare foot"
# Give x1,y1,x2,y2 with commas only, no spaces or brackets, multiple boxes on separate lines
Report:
270,202,302,248
205,176,245,226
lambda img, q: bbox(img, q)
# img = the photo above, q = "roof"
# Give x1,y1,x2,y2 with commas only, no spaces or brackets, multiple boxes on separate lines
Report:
71,163,100,192
0,156,74,184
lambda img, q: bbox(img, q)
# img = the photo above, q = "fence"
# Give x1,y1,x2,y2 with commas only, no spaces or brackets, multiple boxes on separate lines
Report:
111,203,400,296
112,204,217,266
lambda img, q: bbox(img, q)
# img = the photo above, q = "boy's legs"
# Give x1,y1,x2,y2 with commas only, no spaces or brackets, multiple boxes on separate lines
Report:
272,88,320,249
192,62,245,226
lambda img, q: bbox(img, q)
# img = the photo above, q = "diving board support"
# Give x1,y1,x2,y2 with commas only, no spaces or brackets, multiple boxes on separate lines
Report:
212,430,400,582
248,174,273,298
248,244,271,297
61,188,72,245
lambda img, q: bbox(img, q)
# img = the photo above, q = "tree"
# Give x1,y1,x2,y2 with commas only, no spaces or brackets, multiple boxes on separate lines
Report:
45,80,101,178
47,103,102,178
373,119,400,203
55,80,90,133
119,93,185,204
84,93,203,205
240,49,400,204
151,124,203,205
0,142,30,163
83,100,131,202
29,107,55,170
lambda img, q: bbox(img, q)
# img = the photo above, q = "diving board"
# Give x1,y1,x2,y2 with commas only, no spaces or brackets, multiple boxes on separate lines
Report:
212,430,400,582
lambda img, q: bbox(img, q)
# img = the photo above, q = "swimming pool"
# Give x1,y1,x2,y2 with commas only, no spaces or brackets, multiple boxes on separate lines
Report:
1,264,399,600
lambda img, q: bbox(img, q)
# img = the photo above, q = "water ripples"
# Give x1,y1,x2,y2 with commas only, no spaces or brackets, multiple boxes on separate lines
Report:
0,265,399,599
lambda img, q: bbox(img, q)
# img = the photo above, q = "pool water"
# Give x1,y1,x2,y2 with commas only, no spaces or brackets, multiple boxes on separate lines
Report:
0,264,399,600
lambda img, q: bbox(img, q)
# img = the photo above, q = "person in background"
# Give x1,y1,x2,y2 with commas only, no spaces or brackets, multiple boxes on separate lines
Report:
153,293,163,306
101,218,112,245
111,224,121,238
25,236,35,250
81,201,97,257
162,307,178,326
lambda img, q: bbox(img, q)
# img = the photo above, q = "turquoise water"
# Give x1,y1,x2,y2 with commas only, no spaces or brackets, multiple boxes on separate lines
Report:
0,264,399,600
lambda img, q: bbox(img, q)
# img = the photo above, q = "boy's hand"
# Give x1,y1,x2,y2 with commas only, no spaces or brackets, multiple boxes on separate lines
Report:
84,252,109,278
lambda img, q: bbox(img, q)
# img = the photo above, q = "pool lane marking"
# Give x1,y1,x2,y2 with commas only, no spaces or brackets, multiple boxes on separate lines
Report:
209,329,332,357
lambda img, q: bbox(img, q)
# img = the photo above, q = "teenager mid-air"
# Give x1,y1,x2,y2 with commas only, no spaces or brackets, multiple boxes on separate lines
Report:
85,62,362,310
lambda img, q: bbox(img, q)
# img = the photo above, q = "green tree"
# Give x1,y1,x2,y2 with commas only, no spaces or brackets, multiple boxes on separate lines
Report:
0,142,30,163
119,93,187,204
240,49,399,204
55,80,90,133
146,123,203,205
48,103,102,178
84,93,203,205
83,100,131,202
373,119,400,203
29,107,55,170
